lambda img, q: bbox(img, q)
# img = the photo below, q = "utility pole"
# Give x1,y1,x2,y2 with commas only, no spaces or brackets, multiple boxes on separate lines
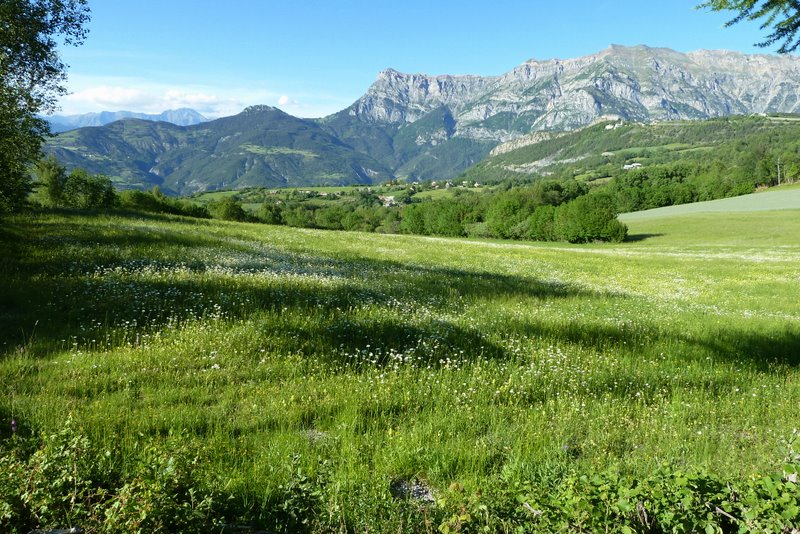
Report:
777,157,782,186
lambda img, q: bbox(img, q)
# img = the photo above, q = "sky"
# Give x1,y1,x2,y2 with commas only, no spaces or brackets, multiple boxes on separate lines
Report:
55,0,780,119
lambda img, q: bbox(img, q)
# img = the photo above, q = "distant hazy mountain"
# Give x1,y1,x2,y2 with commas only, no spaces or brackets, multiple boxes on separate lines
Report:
46,108,208,132
46,45,800,192
46,106,392,194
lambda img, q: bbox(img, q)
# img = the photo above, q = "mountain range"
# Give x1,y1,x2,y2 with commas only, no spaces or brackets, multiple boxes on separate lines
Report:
46,108,208,133
47,106,392,192
45,45,800,194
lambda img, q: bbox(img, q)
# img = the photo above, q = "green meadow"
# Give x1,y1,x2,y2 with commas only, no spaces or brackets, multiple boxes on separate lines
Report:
619,184,800,223
1,203,799,531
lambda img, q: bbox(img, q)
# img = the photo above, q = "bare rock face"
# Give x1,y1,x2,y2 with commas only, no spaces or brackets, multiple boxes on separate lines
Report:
489,131,569,157
352,68,491,124
323,44,800,181
347,44,800,142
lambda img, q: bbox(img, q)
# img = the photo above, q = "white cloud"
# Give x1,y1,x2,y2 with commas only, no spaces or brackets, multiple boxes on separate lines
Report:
163,89,221,107
56,75,354,119
65,86,149,110
61,83,248,118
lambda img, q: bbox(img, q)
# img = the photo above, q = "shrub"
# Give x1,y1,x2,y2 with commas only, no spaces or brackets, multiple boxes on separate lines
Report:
424,199,466,237
63,169,117,209
400,204,428,235
0,416,104,531
0,419,222,533
258,200,284,225
554,195,627,243
34,157,68,207
282,205,317,228
523,205,557,241
103,443,218,532
314,205,346,230
485,193,526,239
208,197,249,222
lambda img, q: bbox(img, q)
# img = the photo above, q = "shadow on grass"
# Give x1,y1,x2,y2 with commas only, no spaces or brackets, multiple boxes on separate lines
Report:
0,213,592,363
624,233,664,242
16,213,221,248
290,313,508,367
2,212,798,374
504,316,800,372
696,327,800,368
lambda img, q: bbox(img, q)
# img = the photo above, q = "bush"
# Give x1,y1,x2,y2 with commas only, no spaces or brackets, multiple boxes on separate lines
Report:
4,420,800,532
0,419,222,533
342,206,383,232
282,205,317,228
523,205,557,241
103,443,218,532
554,195,627,243
314,205,346,230
437,462,800,533
464,221,493,238
34,157,68,207
208,197,249,222
400,204,428,235
376,209,402,234
485,193,526,239
424,199,466,237
258,201,284,225
63,169,117,209
0,416,104,531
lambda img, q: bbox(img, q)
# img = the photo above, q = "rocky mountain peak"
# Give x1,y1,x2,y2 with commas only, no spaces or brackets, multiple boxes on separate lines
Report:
242,104,281,115
346,45,800,133
321,45,800,182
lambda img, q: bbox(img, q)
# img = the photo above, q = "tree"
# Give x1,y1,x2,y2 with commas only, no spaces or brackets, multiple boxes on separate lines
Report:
314,205,345,230
399,204,428,235
0,0,90,212
258,200,284,225
208,197,249,222
63,168,116,208
425,199,466,237
485,192,527,239
522,205,557,242
554,194,627,243
700,0,800,53
33,156,67,206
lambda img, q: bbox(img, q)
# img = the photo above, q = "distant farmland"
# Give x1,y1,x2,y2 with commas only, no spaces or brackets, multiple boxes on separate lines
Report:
619,184,800,222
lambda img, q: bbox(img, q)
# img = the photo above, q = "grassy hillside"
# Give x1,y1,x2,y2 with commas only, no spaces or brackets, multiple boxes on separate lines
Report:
47,119,192,190
45,107,394,194
460,115,800,187
1,208,799,530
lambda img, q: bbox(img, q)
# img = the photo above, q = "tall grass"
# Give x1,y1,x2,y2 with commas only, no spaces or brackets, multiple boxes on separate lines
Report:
1,210,799,530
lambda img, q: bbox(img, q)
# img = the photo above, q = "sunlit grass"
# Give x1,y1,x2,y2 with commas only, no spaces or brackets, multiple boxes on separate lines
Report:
1,208,799,527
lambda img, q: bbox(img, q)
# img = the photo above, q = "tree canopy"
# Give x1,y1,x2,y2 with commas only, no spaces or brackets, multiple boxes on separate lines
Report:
700,0,800,53
0,0,90,212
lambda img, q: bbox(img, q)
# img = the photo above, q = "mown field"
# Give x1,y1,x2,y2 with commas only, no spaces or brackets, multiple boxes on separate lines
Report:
1,204,799,531
619,183,800,223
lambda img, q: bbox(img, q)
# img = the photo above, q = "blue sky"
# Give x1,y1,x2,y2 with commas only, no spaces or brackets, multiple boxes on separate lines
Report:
57,0,777,118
